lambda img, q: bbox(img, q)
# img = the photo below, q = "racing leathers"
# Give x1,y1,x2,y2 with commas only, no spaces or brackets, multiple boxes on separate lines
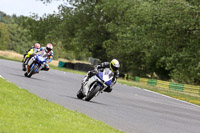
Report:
23,46,34,59
82,62,119,93
39,47,54,71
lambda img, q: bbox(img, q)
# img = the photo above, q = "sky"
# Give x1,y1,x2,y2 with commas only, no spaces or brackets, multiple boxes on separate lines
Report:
0,0,64,17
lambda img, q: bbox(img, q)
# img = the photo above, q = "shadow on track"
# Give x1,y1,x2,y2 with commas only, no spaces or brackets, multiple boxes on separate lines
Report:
8,73,47,82
59,94,110,106
88,100,110,106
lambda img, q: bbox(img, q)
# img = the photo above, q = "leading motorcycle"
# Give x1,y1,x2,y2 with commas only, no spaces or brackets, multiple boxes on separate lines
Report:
24,51,47,78
77,68,114,101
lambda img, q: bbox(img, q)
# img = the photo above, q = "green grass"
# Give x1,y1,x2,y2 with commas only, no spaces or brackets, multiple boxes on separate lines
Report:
0,78,123,133
50,65,87,75
117,79,200,106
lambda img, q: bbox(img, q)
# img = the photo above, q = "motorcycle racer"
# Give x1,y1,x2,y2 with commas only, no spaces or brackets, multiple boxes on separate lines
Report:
39,43,54,71
82,59,120,92
22,43,40,71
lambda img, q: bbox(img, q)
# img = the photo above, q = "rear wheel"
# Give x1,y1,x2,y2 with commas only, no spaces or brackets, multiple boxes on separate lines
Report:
85,86,100,101
77,87,85,99
22,63,26,71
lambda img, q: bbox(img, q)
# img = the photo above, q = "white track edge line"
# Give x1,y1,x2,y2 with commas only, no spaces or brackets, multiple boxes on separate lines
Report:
0,75,4,79
135,86,200,108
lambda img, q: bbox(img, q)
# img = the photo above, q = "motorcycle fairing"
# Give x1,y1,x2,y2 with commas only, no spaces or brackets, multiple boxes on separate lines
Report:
97,68,113,86
35,54,47,64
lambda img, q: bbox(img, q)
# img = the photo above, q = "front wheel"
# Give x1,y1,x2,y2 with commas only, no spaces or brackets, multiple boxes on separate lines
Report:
85,86,100,101
27,64,38,78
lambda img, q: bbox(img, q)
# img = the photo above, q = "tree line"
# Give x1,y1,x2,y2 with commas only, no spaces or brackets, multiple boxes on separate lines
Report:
0,0,200,84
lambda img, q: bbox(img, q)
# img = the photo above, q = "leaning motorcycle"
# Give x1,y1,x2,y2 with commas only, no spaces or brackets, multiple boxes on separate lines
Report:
77,68,114,101
24,52,47,78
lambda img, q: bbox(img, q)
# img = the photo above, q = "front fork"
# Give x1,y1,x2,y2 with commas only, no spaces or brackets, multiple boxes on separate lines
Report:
37,64,44,72
86,82,102,97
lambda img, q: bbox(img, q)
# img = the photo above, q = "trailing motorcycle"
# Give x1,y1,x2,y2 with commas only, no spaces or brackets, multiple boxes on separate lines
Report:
77,68,114,101
22,49,36,71
24,51,47,78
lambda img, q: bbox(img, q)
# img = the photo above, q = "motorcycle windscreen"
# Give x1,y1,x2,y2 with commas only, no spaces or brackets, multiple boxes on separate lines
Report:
98,69,113,86
36,55,46,63
104,69,114,86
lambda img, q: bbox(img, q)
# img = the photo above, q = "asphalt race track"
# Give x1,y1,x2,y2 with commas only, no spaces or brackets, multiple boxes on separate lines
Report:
1,59,200,133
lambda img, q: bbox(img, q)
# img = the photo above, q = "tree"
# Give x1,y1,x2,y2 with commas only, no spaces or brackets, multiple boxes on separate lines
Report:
0,23,10,50
21,0,200,84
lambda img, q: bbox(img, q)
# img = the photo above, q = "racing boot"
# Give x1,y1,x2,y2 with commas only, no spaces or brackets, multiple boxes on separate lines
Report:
81,70,97,86
104,87,113,93
81,71,91,85
81,75,89,86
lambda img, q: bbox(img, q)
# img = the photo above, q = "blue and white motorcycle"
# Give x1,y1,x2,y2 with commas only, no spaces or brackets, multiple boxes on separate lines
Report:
24,51,47,78
77,68,114,101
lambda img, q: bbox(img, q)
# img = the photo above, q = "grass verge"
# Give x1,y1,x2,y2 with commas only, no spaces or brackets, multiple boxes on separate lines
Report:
117,79,200,106
0,77,122,133
0,55,22,62
50,65,87,75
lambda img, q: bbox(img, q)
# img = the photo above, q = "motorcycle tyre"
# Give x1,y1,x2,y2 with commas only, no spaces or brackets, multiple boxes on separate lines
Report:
22,64,26,71
77,87,85,99
85,86,100,101
27,64,37,78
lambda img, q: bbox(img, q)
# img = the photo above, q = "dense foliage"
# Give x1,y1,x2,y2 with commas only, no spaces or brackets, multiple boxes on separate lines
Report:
0,0,200,84
0,12,35,53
